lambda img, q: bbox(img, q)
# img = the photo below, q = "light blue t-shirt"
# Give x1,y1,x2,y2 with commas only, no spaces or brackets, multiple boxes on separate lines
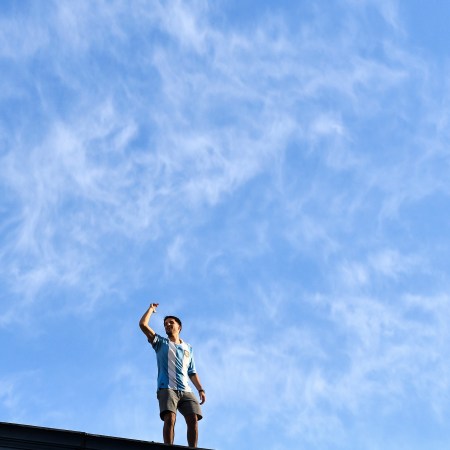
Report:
151,334,197,392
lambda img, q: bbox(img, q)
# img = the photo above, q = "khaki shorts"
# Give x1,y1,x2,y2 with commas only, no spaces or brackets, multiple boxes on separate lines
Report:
157,389,203,421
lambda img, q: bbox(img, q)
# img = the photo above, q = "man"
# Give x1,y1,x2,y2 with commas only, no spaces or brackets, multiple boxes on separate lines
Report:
139,303,206,448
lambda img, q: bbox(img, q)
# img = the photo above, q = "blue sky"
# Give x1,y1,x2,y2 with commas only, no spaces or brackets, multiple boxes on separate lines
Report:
1,1,450,449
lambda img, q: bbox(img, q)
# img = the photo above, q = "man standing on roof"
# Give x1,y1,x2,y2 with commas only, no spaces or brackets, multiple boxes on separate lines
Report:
139,303,206,448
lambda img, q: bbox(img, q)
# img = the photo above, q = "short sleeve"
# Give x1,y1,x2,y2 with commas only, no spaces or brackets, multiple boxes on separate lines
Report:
187,345,197,375
151,334,162,351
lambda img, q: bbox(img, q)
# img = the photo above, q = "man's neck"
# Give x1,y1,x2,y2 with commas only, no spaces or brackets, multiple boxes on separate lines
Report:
168,334,181,344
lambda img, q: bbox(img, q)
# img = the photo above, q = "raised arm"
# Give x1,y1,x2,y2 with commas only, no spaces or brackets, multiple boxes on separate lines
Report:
139,303,159,343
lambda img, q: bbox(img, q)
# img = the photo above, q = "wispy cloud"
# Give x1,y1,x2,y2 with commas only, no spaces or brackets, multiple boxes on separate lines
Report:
2,1,450,448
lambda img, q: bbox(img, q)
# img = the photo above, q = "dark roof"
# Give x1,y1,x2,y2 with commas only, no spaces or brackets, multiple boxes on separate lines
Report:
0,422,213,450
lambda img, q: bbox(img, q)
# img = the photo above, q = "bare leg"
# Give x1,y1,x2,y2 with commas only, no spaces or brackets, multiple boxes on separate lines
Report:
163,412,176,445
185,413,198,448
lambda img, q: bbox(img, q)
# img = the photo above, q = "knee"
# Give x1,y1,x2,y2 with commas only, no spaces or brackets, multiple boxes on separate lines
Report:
185,414,198,427
163,412,176,426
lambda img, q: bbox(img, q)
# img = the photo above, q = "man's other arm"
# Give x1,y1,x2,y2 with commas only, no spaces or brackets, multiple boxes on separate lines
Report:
189,373,206,405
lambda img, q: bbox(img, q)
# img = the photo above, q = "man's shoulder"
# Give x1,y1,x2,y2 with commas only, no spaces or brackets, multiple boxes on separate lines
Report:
155,333,169,342
151,333,169,347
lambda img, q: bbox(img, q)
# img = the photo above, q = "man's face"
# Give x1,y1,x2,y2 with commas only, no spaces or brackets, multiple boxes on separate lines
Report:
164,318,181,336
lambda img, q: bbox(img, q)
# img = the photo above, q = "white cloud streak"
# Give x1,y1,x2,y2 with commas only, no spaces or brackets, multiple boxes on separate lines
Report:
2,1,450,448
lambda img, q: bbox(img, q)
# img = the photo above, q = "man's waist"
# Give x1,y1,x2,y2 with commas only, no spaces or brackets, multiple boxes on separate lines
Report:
157,387,193,394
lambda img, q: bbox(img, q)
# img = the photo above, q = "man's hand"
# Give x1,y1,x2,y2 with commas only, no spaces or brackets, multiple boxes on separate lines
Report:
149,302,159,313
198,390,206,405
